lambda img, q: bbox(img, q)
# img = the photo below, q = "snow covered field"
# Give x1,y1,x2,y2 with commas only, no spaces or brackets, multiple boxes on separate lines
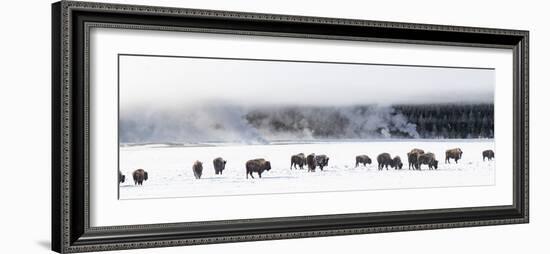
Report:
119,139,495,199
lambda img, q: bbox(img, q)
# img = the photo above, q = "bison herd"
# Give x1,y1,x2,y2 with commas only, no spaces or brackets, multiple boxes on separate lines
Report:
407,149,438,170
118,148,495,186
376,153,403,170
290,153,330,172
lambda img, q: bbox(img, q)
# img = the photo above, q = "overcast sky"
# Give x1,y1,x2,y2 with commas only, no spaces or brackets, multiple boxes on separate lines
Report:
119,55,494,110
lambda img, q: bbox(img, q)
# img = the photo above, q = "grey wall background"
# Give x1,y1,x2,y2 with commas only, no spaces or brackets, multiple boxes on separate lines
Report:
0,0,545,253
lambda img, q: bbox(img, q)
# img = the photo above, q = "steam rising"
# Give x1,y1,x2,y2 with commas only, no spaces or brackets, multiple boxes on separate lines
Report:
120,105,420,144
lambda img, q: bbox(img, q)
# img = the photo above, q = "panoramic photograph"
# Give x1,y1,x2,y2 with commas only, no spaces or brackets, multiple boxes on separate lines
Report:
118,54,495,200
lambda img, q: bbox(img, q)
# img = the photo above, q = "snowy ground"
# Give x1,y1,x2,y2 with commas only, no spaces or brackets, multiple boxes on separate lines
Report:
119,139,495,199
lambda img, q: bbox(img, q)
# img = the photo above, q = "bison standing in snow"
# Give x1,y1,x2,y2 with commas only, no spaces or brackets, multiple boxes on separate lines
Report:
246,158,271,179
355,155,372,167
417,152,438,170
392,156,403,169
445,148,463,164
410,148,425,154
213,157,226,175
118,170,125,184
407,148,425,170
132,169,148,185
482,150,495,161
306,153,317,172
377,153,393,170
315,155,329,171
290,153,306,170
192,161,203,179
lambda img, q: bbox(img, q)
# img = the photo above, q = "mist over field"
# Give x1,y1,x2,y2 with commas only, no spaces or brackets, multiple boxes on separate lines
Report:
119,103,494,144
119,104,419,144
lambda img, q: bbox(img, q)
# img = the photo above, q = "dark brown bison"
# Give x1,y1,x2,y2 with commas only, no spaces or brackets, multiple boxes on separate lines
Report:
192,161,203,179
482,150,495,161
392,156,403,169
118,170,125,184
407,148,425,170
213,157,226,175
355,155,372,167
445,148,463,164
290,153,306,170
132,169,148,185
410,148,425,154
246,158,271,179
377,153,393,170
306,153,317,172
315,155,329,171
417,152,438,170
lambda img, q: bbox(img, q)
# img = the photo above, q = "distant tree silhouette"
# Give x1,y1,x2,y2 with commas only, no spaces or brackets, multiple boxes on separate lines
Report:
394,104,494,138
244,104,494,139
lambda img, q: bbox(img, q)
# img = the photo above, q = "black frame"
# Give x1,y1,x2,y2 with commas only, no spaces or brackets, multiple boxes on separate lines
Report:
52,1,529,253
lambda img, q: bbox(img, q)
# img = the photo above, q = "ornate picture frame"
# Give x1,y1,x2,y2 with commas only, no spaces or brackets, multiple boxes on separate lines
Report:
52,1,528,253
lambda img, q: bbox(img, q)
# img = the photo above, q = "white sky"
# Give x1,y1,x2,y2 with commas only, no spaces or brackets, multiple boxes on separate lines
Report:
119,55,494,109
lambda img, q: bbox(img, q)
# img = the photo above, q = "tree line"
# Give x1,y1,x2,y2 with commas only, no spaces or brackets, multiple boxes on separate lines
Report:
394,104,494,139
244,104,494,139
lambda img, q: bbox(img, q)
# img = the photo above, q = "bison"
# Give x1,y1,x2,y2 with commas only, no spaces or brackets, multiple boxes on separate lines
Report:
213,157,226,175
417,152,438,170
392,156,403,169
445,148,463,164
377,153,393,170
132,169,148,185
482,150,495,161
355,155,372,167
407,148,425,170
410,148,425,154
118,170,125,184
192,161,203,179
290,153,306,170
315,155,329,171
246,158,271,179
306,153,317,172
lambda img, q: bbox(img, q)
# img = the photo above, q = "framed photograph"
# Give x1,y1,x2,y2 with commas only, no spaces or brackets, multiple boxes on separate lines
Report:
52,1,529,253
